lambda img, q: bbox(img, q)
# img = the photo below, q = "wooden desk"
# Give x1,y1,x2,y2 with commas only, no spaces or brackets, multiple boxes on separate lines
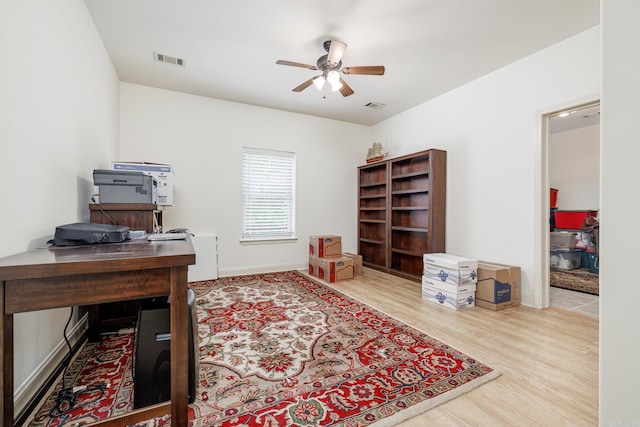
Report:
0,237,195,426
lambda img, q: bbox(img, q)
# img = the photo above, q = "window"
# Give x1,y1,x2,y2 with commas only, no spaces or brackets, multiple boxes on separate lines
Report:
242,148,296,241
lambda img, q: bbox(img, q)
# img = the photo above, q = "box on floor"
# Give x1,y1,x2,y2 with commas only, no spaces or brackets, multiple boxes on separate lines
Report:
317,256,354,283
343,252,363,276
476,261,521,311
422,276,477,295
421,284,475,310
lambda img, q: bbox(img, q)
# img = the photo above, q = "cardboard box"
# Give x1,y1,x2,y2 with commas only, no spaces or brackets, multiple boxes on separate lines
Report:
423,253,478,270
343,252,363,275
475,261,521,311
309,235,342,258
112,161,175,206
421,284,475,310
422,276,477,295
318,256,354,283
423,263,477,286
308,256,320,277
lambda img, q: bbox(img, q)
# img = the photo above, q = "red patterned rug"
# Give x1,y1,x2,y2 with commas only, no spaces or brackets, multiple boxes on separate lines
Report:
32,271,499,426
29,333,135,426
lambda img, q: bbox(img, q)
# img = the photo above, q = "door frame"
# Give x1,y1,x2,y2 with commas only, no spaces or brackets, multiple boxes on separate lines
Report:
536,97,600,309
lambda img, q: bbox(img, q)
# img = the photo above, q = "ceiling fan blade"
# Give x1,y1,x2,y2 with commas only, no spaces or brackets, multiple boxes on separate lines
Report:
327,40,347,67
342,65,385,76
339,78,354,97
276,60,318,70
292,77,316,92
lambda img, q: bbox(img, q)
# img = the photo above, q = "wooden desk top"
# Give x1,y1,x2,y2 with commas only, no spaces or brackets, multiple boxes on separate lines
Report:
0,237,195,281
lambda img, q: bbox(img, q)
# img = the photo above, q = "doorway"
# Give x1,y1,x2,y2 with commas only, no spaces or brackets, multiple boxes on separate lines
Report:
544,101,600,316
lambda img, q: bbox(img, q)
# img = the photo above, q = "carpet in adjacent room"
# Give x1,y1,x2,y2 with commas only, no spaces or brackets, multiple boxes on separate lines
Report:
550,268,599,295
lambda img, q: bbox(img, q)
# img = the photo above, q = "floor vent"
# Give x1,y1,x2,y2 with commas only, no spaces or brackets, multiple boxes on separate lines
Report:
153,52,185,67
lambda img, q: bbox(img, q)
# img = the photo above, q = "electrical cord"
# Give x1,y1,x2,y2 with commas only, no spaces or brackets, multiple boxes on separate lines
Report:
90,194,117,225
49,307,107,418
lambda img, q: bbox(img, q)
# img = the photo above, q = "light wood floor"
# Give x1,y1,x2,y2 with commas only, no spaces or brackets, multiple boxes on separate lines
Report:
310,267,599,426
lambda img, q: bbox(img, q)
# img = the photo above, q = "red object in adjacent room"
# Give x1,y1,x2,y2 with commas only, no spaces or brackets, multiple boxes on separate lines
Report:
550,188,559,208
554,210,598,230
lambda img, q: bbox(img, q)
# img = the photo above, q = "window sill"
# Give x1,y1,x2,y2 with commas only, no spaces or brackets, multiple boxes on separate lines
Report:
240,236,298,245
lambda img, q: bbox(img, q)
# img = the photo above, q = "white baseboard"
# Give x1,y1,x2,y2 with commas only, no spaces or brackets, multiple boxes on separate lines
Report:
14,313,88,415
218,262,307,278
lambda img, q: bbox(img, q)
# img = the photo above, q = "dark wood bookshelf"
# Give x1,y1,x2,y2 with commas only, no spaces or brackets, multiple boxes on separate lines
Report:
358,149,446,282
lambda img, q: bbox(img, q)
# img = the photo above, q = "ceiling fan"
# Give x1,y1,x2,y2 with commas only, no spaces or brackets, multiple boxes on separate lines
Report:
276,40,385,97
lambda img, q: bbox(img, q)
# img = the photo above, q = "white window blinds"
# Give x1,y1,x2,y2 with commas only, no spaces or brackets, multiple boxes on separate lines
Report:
242,148,296,240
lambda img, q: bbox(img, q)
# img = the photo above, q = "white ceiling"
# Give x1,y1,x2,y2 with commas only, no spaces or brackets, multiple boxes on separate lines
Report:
84,0,599,126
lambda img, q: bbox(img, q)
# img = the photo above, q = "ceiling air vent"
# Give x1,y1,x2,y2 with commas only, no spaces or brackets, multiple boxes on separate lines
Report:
153,52,185,67
364,102,385,109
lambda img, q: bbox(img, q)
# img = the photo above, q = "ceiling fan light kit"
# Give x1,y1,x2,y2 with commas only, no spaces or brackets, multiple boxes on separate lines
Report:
313,76,325,90
276,39,385,97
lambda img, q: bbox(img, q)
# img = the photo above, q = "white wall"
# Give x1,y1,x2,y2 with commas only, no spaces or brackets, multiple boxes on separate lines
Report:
549,124,600,211
120,83,371,275
600,1,640,424
371,26,600,308
0,0,119,402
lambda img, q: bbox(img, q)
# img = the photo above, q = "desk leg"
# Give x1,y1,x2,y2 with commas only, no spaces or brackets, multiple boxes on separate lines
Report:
1,281,15,426
170,266,189,425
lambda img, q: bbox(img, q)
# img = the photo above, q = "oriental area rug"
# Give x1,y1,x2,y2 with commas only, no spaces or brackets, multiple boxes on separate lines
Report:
550,268,599,295
29,333,135,426
31,270,499,426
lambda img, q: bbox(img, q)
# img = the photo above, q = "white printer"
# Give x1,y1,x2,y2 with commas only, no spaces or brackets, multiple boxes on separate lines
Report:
93,169,157,204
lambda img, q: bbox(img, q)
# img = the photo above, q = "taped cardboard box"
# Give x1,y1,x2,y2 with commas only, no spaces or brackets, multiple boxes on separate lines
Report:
343,252,363,275
309,235,342,258
421,284,475,310
422,276,477,295
308,256,320,277
318,256,354,283
423,253,478,270
423,263,478,286
476,261,521,311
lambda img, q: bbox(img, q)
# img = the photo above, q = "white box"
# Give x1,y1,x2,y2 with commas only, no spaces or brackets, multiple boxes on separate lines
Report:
423,263,477,286
188,235,218,282
421,284,475,310
422,276,477,294
422,253,478,270
112,161,175,206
